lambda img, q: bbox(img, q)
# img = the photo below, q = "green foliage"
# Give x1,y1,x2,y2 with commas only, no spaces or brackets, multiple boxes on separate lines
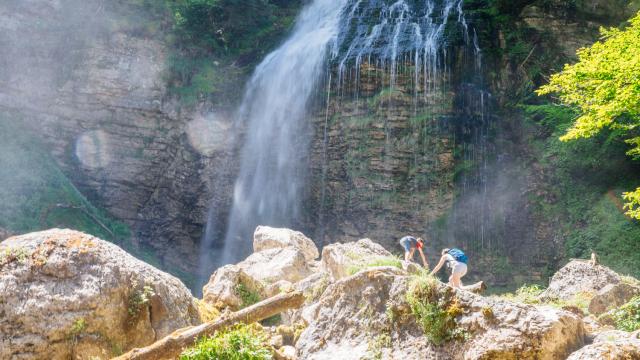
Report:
180,325,272,360
128,282,156,321
537,12,640,217
347,256,403,275
70,318,87,337
498,284,545,304
0,115,131,242
126,0,300,106
607,295,640,332
405,274,465,345
235,283,261,308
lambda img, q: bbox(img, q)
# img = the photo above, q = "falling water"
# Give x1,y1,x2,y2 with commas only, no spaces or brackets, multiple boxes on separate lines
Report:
217,0,349,265
205,0,489,271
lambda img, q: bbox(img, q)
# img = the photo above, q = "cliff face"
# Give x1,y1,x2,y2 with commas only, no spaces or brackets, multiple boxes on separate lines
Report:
1,0,638,289
0,0,237,281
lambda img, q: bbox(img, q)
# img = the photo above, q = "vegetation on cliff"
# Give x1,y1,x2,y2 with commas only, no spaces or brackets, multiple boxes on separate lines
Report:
538,12,640,219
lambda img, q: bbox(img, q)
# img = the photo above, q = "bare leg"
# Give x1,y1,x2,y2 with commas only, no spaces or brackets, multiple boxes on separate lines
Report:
450,274,462,289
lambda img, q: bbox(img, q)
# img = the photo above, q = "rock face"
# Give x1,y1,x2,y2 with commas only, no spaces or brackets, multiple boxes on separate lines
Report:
588,282,640,315
253,226,319,262
320,238,394,280
297,267,585,360
0,0,238,277
0,229,200,360
541,260,621,300
567,330,640,359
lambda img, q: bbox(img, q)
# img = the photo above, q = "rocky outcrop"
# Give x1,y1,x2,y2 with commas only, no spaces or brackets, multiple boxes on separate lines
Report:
253,226,319,262
297,267,585,359
203,228,320,310
541,260,621,300
567,330,640,359
588,282,640,315
320,238,394,280
0,229,200,360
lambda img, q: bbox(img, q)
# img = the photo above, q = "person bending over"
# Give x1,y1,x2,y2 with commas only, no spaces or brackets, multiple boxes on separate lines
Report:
431,248,468,289
398,235,428,268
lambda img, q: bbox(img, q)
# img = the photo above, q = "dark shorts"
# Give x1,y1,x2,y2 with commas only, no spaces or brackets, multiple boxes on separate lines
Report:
399,237,415,252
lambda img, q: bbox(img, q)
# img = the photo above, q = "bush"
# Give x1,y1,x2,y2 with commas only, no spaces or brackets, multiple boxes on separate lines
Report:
179,325,272,360
608,296,640,332
235,283,261,308
405,274,465,345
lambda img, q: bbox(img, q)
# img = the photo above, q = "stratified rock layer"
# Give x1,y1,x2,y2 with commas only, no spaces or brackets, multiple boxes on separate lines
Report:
0,229,200,360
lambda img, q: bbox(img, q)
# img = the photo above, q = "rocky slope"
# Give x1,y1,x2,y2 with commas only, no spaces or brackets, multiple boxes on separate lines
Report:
2,227,639,359
0,229,200,359
202,226,640,359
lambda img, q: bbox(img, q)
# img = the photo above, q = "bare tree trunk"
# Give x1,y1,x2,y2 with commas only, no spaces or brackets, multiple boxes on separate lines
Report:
113,291,305,360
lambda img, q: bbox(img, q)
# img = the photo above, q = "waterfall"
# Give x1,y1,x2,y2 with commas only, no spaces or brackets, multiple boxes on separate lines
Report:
202,0,488,274
216,0,349,265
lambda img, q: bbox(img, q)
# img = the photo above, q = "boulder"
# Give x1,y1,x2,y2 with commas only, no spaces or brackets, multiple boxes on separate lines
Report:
588,282,640,315
253,226,319,262
239,247,312,284
297,267,584,359
321,238,393,280
540,260,621,301
202,264,265,310
0,229,200,360
567,330,640,359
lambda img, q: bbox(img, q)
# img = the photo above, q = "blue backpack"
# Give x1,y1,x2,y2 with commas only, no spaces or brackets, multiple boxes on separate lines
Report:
448,248,468,264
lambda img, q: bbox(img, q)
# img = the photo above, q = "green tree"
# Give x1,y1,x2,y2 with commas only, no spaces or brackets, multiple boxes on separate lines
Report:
537,12,640,218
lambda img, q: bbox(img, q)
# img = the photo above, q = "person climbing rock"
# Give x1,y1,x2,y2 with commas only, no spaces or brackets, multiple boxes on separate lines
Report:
431,248,468,289
399,235,428,268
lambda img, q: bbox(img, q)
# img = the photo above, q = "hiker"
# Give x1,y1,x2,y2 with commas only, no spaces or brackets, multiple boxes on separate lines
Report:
399,235,428,268
431,248,468,289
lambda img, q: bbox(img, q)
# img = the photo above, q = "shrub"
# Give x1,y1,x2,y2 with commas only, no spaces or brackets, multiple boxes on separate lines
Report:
608,296,640,332
235,283,261,308
405,274,465,345
179,325,272,360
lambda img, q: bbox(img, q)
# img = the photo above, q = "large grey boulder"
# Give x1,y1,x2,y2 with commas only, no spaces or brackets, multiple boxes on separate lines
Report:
297,267,584,360
540,260,621,301
0,229,200,360
588,282,640,315
321,238,393,281
239,247,313,285
567,330,640,359
253,226,319,262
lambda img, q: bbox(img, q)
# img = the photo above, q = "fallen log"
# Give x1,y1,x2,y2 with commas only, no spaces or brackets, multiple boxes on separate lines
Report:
113,291,305,360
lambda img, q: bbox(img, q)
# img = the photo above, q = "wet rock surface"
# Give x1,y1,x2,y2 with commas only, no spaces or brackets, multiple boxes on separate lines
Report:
0,229,200,360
